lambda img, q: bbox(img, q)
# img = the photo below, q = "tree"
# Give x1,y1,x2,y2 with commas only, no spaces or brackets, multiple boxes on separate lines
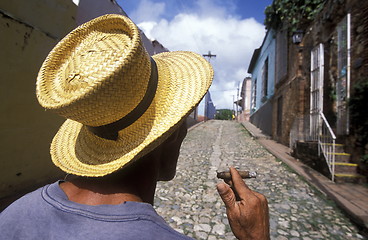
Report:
264,0,326,31
215,109,233,120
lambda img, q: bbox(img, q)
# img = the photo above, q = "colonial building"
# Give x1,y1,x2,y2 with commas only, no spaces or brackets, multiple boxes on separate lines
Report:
237,77,252,122
247,29,276,136
248,0,368,182
292,0,368,182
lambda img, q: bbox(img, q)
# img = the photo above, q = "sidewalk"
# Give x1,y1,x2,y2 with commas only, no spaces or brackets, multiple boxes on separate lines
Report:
241,121,368,231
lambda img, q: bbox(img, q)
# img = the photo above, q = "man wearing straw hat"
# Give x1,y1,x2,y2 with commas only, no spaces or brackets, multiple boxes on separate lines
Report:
0,15,269,239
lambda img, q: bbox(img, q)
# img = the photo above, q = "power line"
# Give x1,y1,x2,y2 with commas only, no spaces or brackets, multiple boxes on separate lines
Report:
177,0,203,53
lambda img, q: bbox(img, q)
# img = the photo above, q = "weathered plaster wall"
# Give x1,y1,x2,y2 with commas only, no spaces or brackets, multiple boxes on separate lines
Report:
272,38,306,146
0,0,76,38
250,30,276,112
249,30,276,136
0,0,77,205
0,0,172,209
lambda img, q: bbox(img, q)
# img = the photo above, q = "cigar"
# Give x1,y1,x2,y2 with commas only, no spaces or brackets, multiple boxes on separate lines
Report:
217,170,257,180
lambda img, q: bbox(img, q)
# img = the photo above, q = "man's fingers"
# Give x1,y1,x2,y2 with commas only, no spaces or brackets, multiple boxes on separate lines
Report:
216,182,236,209
229,167,255,200
253,191,268,207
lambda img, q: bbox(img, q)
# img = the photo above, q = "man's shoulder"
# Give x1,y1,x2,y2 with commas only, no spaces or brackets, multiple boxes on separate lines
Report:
1,184,47,215
0,183,196,240
0,183,51,238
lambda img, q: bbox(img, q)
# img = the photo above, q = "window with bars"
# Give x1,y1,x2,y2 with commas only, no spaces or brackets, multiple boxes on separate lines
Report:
310,43,324,140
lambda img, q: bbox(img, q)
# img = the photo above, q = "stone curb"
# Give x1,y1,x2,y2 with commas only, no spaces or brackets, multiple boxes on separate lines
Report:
241,121,368,232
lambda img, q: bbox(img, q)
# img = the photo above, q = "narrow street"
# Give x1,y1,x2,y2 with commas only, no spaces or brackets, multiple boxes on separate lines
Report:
154,120,365,240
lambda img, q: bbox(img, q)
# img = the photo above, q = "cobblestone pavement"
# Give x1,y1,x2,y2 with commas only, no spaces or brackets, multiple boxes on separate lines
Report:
154,120,366,240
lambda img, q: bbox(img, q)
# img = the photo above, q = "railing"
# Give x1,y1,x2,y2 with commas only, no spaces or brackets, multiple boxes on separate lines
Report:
319,112,336,182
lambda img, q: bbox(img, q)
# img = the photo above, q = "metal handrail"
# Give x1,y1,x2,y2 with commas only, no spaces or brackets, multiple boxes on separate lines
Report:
320,112,336,139
319,112,336,181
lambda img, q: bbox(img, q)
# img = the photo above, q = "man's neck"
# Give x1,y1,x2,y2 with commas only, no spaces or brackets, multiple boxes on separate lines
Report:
59,145,163,206
59,180,148,205
59,167,159,205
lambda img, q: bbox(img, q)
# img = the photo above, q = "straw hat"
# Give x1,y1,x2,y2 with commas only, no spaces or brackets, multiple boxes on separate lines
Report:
36,14,213,177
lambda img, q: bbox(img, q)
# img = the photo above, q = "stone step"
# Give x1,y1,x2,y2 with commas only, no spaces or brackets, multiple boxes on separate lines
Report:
333,162,358,174
334,173,367,184
320,143,345,153
335,153,351,162
326,152,351,162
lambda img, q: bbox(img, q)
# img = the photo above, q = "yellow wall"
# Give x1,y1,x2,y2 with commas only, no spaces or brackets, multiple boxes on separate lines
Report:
0,0,77,202
0,0,76,38
0,0,170,208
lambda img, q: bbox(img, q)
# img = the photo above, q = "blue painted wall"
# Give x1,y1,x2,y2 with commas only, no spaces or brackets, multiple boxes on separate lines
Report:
249,29,276,114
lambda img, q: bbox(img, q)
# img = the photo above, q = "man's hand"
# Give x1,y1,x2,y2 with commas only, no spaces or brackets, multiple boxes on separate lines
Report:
216,167,270,240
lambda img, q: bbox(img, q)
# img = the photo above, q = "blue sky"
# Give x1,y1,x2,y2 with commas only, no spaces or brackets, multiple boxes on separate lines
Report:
118,0,272,23
116,0,273,111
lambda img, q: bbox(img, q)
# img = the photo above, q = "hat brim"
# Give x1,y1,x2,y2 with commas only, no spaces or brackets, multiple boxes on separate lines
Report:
50,51,213,177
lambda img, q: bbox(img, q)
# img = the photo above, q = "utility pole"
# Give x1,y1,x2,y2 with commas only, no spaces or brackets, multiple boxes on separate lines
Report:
236,81,240,119
202,51,216,121
204,92,209,121
232,95,235,120
203,51,216,63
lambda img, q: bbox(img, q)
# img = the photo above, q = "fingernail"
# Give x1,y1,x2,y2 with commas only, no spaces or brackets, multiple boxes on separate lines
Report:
216,183,227,194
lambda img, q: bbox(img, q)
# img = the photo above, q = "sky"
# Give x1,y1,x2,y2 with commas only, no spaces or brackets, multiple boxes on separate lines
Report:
116,0,273,113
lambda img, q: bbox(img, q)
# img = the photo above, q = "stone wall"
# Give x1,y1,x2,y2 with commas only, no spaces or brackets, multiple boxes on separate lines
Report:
273,0,368,166
292,142,331,178
346,0,368,176
301,0,368,174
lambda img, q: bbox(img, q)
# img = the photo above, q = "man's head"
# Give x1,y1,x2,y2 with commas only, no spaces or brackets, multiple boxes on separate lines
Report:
120,120,188,182
36,14,213,178
156,121,188,181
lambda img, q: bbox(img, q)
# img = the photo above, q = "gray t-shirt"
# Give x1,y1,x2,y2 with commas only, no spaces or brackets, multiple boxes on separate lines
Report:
0,181,192,240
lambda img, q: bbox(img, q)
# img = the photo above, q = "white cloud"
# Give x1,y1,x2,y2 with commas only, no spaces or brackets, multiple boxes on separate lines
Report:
136,21,157,40
135,0,265,111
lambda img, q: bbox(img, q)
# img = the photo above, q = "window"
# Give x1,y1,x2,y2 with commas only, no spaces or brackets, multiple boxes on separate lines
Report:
251,78,257,111
310,44,324,140
262,58,269,98
336,14,351,135
277,96,283,136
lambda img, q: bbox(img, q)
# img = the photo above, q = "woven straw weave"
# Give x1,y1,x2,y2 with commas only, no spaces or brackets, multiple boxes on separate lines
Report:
36,15,213,177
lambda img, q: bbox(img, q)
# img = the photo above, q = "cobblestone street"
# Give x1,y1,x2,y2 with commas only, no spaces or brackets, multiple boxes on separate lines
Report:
154,120,366,240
